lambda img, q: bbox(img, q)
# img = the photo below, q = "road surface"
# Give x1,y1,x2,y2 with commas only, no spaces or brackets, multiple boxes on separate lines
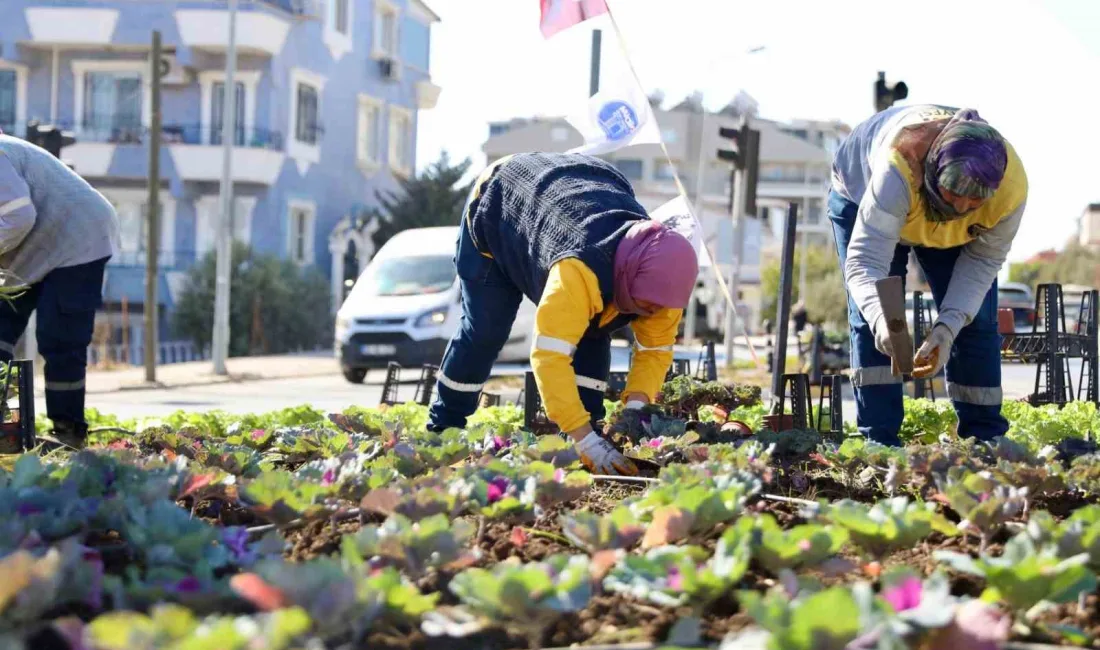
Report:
57,348,1063,422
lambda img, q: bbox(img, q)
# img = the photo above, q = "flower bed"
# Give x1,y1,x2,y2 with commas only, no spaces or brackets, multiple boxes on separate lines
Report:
4,382,1100,649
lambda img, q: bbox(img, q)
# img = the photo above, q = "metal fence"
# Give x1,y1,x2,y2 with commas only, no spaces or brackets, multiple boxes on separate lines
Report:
87,340,210,368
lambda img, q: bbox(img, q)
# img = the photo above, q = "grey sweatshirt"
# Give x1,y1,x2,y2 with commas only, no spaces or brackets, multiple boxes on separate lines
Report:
0,135,119,285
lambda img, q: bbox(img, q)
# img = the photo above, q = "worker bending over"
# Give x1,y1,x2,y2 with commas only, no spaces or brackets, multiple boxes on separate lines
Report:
427,152,699,476
0,132,119,452
830,105,1027,445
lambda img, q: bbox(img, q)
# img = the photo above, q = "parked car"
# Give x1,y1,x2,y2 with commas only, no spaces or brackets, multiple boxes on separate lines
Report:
998,282,1036,333
334,227,536,384
1061,284,1092,333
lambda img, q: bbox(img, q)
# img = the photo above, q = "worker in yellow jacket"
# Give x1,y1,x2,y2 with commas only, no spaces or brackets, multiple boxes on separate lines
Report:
427,153,699,476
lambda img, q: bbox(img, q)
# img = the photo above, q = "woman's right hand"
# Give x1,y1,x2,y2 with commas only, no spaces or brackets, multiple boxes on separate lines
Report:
571,428,638,476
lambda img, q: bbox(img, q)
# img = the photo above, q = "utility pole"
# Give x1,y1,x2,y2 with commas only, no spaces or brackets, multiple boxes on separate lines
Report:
144,30,162,382
589,29,602,97
212,0,238,376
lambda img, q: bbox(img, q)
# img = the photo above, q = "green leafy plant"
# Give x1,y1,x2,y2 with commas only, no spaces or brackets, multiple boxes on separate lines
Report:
560,508,645,553
737,585,863,650
86,603,311,650
341,514,477,578
900,398,958,444
935,533,1098,617
734,514,848,574
935,468,1028,550
826,497,956,559
240,470,333,525
604,534,751,613
434,554,592,645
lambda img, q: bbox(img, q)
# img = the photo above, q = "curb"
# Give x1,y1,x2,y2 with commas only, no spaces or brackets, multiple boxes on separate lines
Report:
81,366,340,395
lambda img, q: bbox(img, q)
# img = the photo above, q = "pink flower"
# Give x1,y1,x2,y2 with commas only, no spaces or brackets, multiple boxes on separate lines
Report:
883,576,923,613
646,438,664,448
667,566,684,591
492,435,510,451
553,468,566,483
250,429,265,441
321,468,337,486
797,539,813,553
486,477,510,504
928,601,1010,650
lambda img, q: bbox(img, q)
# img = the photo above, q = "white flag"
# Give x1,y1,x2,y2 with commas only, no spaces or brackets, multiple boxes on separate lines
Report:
565,65,662,156
651,195,712,268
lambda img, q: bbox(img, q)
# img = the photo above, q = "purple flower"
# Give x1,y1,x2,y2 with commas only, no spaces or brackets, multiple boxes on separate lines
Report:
321,468,337,486
486,477,511,504
222,527,252,563
81,548,105,610
883,577,923,613
171,576,203,594
16,502,42,516
492,436,510,451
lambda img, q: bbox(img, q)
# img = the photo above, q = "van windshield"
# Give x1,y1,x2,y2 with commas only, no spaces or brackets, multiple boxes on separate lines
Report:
358,256,456,297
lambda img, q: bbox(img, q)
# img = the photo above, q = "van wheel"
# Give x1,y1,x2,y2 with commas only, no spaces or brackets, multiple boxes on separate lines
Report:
343,367,367,384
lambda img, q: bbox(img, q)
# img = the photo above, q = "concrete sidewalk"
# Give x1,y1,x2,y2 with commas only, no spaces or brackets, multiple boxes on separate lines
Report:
66,353,339,394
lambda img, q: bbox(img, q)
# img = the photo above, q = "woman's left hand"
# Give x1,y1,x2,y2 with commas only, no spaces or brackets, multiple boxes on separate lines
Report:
913,324,954,379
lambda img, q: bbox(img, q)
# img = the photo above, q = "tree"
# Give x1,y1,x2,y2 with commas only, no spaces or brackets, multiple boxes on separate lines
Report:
760,244,848,327
1015,244,1100,290
364,151,474,251
173,243,332,357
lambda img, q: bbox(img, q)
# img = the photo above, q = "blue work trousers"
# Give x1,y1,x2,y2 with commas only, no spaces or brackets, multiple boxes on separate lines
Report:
828,191,1008,445
426,217,612,431
0,257,109,424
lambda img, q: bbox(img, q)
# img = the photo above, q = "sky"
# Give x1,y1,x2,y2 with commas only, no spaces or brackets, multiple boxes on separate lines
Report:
416,0,1100,262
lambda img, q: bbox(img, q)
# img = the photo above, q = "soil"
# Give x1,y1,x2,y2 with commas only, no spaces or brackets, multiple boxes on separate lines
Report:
248,461,1100,649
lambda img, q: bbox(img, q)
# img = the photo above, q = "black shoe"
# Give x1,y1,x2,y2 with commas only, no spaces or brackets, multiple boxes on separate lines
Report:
42,420,89,451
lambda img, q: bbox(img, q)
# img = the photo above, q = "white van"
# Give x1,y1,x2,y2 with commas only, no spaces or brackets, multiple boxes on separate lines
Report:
334,226,536,383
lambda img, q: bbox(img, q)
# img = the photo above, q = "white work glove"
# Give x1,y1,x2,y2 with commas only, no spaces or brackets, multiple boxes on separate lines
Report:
913,323,955,379
871,315,895,358
575,431,638,476
625,400,647,410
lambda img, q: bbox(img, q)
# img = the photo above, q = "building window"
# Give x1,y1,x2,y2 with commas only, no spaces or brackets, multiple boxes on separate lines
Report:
287,201,316,265
195,197,255,257
614,158,644,180
0,70,16,134
374,0,400,59
334,0,350,35
295,83,320,145
102,190,175,267
388,107,413,176
83,70,143,143
654,160,677,182
210,82,245,146
357,95,384,170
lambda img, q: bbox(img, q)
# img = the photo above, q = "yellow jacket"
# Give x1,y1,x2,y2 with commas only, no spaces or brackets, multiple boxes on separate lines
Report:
530,258,681,433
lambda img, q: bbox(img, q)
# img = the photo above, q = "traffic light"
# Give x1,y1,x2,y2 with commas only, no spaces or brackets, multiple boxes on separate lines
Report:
874,71,908,113
717,120,760,216
24,121,76,159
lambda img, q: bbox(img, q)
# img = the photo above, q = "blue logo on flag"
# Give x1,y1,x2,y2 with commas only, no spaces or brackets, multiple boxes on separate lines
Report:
597,101,640,142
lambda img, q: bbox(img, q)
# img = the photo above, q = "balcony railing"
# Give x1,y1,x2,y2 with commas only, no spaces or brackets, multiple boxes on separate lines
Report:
61,121,284,150
164,124,284,150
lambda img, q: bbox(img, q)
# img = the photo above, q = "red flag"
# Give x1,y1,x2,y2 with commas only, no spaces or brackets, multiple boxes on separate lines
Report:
540,0,610,38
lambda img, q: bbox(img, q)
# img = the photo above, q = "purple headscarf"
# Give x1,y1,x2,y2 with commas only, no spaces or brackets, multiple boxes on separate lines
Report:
613,221,699,316
922,108,1008,221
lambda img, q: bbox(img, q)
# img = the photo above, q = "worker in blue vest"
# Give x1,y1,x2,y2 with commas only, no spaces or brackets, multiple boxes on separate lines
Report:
0,133,118,453
831,106,1027,445
427,153,699,475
